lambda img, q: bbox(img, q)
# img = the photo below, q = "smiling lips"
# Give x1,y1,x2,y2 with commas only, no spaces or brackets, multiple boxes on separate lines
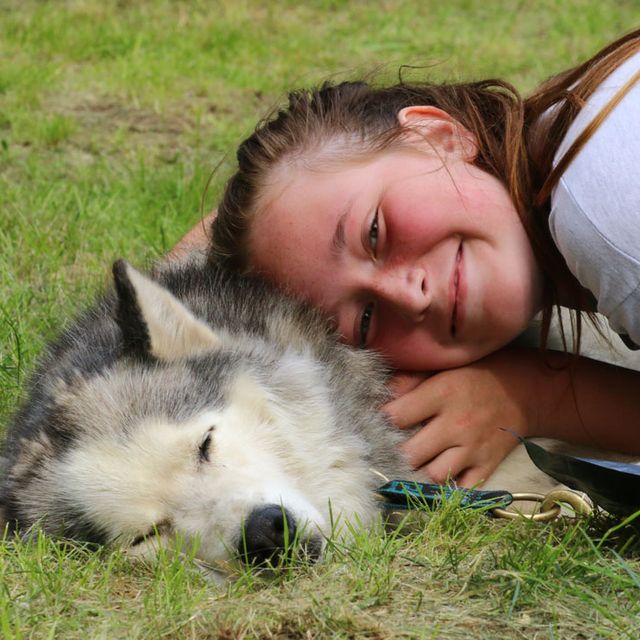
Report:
451,243,463,338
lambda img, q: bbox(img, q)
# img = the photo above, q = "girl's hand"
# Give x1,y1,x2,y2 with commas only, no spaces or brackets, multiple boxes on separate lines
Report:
384,350,536,488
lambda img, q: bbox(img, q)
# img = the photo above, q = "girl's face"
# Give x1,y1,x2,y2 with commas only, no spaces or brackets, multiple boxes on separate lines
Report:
249,109,543,370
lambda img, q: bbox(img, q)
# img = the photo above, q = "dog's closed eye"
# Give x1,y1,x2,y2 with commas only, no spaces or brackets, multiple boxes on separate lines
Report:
131,532,151,547
130,519,172,547
198,427,215,463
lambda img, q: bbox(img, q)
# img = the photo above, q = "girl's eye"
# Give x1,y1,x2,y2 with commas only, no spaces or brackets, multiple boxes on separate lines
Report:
199,427,214,463
368,209,379,256
359,302,375,348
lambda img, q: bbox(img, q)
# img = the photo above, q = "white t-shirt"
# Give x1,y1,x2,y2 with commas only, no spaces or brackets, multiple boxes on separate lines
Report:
549,50,640,346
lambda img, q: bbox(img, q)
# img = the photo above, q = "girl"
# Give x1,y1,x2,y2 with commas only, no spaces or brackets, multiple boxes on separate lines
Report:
175,30,640,487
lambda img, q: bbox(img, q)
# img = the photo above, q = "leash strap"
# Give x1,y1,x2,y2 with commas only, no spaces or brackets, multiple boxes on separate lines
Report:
377,480,513,512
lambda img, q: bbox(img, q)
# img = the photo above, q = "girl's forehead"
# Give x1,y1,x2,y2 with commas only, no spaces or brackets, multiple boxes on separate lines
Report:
252,167,339,248
252,145,433,251
248,182,343,313
257,139,411,202
248,159,375,296
256,146,399,209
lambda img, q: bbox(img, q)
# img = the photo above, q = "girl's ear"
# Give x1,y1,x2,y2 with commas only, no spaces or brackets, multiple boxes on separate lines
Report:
397,106,478,161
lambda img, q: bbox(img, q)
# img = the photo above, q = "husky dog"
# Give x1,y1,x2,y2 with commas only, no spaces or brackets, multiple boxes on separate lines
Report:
1,258,415,569
2,257,630,572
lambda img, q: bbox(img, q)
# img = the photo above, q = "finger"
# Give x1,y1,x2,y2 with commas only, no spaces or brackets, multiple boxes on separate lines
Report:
388,371,430,398
455,467,490,489
400,424,446,469
418,447,467,485
400,421,452,468
384,377,442,428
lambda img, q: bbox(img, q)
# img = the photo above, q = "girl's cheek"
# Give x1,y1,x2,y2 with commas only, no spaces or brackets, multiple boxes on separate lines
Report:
373,325,421,369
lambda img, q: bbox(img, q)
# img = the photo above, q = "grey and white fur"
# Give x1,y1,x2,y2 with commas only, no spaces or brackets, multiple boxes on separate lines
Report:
1,257,413,569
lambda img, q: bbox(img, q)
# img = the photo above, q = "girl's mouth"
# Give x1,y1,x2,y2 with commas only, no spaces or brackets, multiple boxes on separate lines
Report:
451,243,463,338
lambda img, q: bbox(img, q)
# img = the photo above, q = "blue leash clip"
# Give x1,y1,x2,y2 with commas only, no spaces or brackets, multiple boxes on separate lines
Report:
377,480,513,512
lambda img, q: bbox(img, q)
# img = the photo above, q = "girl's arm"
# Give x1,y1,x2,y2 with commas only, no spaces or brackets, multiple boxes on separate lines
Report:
167,210,217,260
385,348,640,487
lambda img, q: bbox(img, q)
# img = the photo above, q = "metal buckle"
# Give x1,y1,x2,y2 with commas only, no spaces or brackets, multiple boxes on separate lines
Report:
492,489,592,522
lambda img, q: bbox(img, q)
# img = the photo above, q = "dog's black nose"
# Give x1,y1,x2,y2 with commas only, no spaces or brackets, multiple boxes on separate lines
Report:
238,504,298,566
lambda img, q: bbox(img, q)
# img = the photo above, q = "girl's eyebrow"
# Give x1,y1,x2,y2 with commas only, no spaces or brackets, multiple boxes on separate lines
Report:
331,197,356,257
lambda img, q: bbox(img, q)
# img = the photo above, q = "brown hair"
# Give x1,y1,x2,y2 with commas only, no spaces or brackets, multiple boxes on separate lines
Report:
210,29,640,350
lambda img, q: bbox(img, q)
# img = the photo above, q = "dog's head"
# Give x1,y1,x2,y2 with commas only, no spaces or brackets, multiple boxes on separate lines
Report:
1,262,382,573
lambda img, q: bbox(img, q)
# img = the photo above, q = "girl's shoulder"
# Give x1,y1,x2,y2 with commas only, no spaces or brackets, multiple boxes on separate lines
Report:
549,50,640,344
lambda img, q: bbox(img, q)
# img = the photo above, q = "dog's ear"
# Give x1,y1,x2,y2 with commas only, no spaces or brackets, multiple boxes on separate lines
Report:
112,260,220,360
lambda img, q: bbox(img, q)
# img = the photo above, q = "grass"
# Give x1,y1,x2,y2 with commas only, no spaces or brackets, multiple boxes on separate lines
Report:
2,508,640,638
1,0,639,637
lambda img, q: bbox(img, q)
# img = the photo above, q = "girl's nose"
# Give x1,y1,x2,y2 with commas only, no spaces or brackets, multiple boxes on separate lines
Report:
373,266,430,322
